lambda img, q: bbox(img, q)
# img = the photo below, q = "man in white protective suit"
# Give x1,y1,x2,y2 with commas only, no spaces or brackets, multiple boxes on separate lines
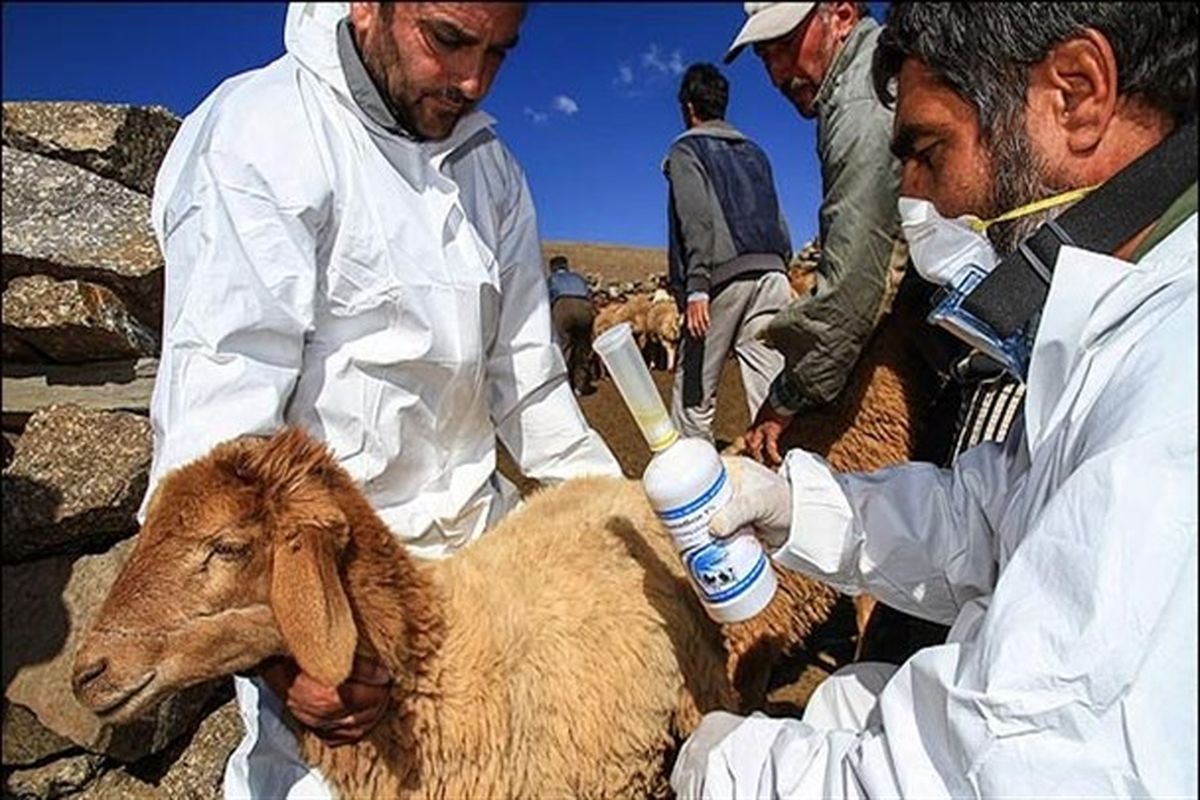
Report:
141,2,621,796
673,3,1197,798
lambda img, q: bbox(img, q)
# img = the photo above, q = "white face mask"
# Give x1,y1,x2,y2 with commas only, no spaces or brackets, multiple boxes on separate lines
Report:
895,191,1097,381
898,196,999,285
898,186,1099,286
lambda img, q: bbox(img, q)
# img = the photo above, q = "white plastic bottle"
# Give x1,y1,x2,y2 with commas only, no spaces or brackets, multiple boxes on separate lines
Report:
642,437,777,623
593,322,777,623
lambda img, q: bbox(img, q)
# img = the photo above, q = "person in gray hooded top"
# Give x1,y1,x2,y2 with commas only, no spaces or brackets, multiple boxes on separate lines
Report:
665,62,794,443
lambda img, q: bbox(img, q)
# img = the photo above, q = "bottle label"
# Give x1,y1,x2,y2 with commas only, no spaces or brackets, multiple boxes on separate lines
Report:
653,465,769,606
683,536,769,605
654,466,731,552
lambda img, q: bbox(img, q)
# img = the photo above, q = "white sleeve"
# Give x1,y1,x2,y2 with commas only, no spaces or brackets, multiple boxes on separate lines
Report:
678,419,1197,798
772,429,1019,625
142,130,322,514
485,157,620,482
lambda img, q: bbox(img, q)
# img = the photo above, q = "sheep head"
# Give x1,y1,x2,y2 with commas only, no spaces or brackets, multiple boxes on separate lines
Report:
72,428,359,724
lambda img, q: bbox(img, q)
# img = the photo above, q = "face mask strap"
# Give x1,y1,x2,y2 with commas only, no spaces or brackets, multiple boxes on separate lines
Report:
1016,217,1074,285
963,119,1198,338
970,184,1099,234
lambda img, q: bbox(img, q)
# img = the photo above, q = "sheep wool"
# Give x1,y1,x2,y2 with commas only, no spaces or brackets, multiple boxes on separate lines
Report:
74,428,834,799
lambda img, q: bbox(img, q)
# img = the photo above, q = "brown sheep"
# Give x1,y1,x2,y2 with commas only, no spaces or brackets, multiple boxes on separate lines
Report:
787,260,818,300
73,428,833,799
644,297,682,372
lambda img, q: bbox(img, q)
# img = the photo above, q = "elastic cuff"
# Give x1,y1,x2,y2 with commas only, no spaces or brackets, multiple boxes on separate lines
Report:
686,274,712,296
767,380,801,417
771,449,860,593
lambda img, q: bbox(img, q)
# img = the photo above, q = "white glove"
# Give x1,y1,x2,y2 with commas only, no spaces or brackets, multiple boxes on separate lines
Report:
710,456,793,550
670,710,746,798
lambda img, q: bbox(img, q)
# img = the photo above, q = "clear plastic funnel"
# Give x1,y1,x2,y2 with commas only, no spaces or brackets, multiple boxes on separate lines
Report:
593,322,679,452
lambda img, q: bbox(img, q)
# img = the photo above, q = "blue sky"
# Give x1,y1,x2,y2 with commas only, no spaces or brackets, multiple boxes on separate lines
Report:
3,2,886,249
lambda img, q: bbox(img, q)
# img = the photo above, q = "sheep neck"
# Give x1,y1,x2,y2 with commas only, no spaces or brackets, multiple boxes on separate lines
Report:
334,487,447,697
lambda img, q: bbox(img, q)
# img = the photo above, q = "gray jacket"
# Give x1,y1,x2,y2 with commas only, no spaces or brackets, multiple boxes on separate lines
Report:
664,120,791,304
765,18,907,414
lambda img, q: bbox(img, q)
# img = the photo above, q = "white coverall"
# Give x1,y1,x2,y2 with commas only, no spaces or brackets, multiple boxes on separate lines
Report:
142,3,620,796
673,215,1198,798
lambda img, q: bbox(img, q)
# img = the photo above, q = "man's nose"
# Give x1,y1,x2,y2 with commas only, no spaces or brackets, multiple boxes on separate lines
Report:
899,160,927,199
454,52,488,102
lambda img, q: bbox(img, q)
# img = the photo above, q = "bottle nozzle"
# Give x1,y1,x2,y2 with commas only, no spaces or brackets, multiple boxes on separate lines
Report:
593,322,678,453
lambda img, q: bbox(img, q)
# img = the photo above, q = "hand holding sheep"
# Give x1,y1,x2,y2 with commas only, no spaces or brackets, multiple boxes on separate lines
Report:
261,654,393,746
743,403,795,467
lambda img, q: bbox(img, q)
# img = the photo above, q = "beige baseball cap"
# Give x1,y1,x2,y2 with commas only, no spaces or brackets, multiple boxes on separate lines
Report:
724,2,817,63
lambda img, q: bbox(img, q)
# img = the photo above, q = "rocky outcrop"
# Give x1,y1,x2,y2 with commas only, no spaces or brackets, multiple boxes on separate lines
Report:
71,696,241,800
0,101,234,799
2,102,180,196
2,275,158,363
2,405,151,564
2,145,164,334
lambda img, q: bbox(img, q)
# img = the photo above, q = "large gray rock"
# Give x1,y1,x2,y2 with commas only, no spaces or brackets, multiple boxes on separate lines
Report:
2,539,226,765
74,695,241,800
2,274,158,363
1,703,77,766
1,405,151,564
3,752,105,800
2,102,179,196
1,147,163,332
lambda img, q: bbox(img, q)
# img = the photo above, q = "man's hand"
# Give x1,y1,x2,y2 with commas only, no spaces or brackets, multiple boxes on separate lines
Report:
261,654,392,747
710,456,793,550
685,296,711,339
743,403,794,467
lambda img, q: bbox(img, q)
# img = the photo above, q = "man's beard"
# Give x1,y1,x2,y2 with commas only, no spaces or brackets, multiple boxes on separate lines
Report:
358,23,470,140
984,116,1068,258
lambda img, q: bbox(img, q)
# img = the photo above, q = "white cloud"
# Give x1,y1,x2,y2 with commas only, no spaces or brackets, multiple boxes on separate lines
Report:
523,106,548,124
641,44,686,76
666,49,685,76
615,44,688,97
641,43,668,73
552,94,580,115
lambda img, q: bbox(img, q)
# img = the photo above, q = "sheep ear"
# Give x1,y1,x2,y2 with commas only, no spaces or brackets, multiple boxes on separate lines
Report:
270,510,357,688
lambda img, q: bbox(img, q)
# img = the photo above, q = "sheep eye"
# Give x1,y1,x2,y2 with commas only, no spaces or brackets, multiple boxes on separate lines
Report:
209,538,251,561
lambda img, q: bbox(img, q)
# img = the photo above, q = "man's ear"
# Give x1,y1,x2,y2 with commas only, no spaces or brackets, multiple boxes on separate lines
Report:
1032,29,1118,155
270,507,357,688
829,2,861,42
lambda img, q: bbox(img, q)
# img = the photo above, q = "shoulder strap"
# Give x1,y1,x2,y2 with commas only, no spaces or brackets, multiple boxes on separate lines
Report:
963,120,1198,337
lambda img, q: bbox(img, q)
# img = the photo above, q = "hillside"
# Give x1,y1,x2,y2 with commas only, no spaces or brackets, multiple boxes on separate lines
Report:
541,239,667,286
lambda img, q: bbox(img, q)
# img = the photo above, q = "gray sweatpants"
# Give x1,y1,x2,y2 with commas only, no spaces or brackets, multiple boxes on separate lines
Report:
670,271,791,442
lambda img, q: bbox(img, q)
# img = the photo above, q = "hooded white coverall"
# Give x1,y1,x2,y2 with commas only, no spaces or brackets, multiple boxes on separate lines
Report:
673,214,1198,798
142,4,620,796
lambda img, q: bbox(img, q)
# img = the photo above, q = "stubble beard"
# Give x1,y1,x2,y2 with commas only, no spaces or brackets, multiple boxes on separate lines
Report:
984,115,1068,258
358,24,467,141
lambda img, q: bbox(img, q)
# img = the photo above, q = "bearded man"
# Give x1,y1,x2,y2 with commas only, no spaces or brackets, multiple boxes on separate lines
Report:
142,3,620,796
673,3,1197,797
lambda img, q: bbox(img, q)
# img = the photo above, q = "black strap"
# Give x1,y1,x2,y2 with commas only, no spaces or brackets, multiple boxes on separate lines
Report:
963,120,1199,337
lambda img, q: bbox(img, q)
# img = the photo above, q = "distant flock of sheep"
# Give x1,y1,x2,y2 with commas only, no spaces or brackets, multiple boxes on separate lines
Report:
585,258,818,376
